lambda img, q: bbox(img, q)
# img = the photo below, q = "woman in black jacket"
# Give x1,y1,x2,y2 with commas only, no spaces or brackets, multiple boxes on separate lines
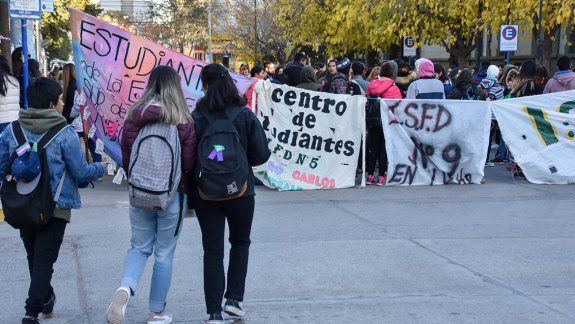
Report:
192,63,271,324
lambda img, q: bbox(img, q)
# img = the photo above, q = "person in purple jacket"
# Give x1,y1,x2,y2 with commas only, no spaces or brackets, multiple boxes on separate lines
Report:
544,56,575,94
106,66,196,324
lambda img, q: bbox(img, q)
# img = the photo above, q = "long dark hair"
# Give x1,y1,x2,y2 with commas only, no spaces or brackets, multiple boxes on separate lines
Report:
0,56,16,97
434,63,447,82
520,59,537,80
11,47,23,77
197,63,245,114
62,63,76,106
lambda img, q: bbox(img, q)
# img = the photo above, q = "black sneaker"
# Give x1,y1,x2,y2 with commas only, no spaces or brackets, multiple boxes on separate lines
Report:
42,291,56,318
224,299,245,318
207,312,224,324
22,317,40,324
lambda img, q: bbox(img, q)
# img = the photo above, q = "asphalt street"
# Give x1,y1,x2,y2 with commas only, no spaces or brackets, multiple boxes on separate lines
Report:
1,165,574,323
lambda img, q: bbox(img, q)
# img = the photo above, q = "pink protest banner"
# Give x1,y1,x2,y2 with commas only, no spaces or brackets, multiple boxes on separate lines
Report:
69,8,253,165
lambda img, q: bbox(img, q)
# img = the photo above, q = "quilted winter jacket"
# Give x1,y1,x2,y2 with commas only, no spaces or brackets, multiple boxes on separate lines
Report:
0,76,20,123
366,78,402,99
121,103,197,195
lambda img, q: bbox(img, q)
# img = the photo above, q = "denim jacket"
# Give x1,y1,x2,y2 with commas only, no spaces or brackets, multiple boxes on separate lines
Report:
0,122,104,210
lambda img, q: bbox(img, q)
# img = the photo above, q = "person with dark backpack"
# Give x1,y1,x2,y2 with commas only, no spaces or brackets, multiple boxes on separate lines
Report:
364,61,402,185
192,63,270,324
106,66,196,324
321,56,363,96
0,78,103,324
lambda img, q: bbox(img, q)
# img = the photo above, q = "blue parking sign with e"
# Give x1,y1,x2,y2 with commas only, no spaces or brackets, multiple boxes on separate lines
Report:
500,25,518,51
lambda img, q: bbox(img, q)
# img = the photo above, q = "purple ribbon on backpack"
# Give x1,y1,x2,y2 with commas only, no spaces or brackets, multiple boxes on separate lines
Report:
208,145,225,162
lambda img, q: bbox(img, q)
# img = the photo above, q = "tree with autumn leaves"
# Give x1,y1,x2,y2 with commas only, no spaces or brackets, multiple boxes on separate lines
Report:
276,0,575,69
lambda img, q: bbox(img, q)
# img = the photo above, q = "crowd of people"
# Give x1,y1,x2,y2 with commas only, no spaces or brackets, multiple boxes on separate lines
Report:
242,54,575,181
1,45,574,324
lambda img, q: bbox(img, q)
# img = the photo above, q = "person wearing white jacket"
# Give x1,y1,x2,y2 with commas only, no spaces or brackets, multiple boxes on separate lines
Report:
0,56,20,134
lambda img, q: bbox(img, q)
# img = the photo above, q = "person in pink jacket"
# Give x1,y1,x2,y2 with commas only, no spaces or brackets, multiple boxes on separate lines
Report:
364,61,402,186
366,61,402,99
245,65,267,111
543,56,575,94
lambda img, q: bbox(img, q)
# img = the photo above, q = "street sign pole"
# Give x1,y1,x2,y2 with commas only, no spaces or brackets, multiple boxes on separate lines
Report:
500,25,518,67
21,19,28,108
9,0,43,109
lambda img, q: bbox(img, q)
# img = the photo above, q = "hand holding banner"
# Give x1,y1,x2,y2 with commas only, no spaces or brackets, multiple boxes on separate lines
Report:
69,8,253,165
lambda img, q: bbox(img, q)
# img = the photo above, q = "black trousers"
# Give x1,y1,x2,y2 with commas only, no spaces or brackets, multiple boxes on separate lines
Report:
20,217,67,317
195,195,255,314
366,126,388,175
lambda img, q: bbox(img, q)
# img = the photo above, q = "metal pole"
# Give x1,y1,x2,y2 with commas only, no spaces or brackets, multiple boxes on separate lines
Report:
254,0,257,65
207,0,212,63
21,19,29,109
476,0,483,70
536,0,543,66
505,1,511,65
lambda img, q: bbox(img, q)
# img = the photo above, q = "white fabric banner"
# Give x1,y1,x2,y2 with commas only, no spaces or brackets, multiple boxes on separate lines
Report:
381,99,491,185
491,90,575,184
252,81,366,190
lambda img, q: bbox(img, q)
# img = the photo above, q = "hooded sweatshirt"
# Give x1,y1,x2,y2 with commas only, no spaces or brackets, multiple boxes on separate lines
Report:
406,59,445,99
19,107,67,133
543,70,575,94
479,66,504,100
297,65,321,91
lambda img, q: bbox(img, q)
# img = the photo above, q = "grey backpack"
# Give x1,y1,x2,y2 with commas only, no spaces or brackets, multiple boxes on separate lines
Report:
128,123,181,212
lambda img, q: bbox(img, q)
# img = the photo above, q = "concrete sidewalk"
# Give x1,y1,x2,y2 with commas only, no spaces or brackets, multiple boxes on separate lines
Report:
1,166,574,323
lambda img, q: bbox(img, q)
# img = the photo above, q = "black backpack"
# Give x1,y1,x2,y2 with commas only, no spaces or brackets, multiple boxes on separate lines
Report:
196,108,249,201
1,121,68,229
365,95,382,128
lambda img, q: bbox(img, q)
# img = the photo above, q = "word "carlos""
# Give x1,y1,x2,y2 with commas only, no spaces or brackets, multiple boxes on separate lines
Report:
292,171,336,188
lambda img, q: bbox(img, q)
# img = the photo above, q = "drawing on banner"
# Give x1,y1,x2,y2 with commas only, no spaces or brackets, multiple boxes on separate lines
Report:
253,81,366,190
381,99,491,186
69,8,253,165
492,91,575,184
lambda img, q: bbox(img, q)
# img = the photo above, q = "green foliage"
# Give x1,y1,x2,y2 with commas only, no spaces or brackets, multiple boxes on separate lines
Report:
276,0,575,67
41,0,103,62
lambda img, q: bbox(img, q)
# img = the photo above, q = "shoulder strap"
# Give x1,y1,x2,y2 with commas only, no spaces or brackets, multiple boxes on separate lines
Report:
174,192,184,237
11,121,27,146
37,122,68,150
226,106,244,122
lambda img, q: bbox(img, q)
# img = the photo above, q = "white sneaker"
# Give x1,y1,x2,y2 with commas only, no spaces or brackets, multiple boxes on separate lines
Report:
147,311,173,324
106,286,131,324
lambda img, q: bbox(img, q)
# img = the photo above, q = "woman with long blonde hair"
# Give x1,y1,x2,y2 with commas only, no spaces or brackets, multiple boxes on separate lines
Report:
106,65,197,324
61,63,76,124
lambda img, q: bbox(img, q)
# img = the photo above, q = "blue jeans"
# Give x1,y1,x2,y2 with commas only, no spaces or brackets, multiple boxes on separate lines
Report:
120,194,185,312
